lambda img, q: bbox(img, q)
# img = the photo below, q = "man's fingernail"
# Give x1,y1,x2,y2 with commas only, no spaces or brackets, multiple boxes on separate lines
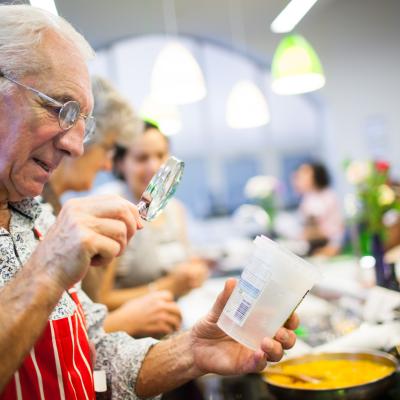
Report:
280,331,289,342
264,339,273,351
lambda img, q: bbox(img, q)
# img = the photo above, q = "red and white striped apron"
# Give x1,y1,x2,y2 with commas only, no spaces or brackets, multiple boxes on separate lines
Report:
1,292,95,400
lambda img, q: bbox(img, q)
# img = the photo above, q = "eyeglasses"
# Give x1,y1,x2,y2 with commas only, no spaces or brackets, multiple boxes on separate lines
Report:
0,72,96,143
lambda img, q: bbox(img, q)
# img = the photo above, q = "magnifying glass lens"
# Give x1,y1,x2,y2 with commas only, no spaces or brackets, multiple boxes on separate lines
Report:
137,156,184,221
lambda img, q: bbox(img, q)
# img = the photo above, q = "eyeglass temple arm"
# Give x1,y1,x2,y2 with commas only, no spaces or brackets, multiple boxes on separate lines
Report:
1,71,93,122
0,72,63,107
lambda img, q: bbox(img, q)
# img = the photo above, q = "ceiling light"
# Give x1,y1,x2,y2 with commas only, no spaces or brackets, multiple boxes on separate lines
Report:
226,80,270,129
271,0,319,33
271,34,325,95
30,0,58,15
140,96,182,136
150,42,207,105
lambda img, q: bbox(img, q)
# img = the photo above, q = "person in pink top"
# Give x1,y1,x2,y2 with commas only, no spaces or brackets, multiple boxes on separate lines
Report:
292,162,345,256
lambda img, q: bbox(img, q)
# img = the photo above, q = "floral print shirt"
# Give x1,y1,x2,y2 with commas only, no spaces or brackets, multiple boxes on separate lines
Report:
0,198,159,399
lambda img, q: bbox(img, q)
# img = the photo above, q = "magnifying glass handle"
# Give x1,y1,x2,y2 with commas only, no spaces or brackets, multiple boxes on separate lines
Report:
137,199,151,220
137,200,146,215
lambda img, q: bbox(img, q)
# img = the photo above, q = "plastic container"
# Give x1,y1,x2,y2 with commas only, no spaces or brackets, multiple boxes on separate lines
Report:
217,235,320,351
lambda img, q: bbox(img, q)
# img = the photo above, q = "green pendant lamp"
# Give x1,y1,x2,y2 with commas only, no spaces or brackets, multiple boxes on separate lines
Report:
271,34,325,95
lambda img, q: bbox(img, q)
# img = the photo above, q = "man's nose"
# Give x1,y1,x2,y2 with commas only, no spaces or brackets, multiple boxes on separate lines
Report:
54,120,85,157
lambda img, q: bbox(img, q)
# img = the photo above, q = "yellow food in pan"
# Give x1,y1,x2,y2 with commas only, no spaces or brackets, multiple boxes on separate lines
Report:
265,359,395,390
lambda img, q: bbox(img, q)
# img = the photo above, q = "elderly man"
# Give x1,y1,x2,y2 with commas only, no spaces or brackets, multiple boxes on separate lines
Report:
0,5,298,399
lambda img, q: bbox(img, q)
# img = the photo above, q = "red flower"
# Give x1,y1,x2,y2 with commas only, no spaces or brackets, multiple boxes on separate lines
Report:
375,160,390,172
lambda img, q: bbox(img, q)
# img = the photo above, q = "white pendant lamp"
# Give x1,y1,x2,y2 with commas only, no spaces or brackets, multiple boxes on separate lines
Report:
150,41,207,105
226,80,270,129
225,0,270,129
140,96,182,136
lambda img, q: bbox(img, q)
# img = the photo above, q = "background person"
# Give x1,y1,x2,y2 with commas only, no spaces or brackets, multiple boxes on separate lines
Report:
292,162,345,256
41,76,182,338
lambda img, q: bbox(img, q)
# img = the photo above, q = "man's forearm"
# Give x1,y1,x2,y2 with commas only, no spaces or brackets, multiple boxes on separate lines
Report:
135,331,202,397
0,263,64,391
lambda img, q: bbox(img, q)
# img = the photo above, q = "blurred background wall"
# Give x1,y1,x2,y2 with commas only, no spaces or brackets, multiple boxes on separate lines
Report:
23,0,399,218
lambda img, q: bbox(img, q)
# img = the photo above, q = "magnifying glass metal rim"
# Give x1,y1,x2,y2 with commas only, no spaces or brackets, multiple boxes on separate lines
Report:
137,156,184,221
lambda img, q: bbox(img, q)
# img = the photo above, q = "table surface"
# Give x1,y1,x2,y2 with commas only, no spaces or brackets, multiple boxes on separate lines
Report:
175,257,400,399
178,256,365,330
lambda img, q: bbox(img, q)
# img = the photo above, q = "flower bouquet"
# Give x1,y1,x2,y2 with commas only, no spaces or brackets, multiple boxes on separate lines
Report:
345,160,400,286
244,175,279,232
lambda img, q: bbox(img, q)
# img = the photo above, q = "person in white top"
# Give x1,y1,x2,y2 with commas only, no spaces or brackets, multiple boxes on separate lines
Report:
292,162,345,256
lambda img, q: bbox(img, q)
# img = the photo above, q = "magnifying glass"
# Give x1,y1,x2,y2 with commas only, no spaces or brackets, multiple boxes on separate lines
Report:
136,156,184,221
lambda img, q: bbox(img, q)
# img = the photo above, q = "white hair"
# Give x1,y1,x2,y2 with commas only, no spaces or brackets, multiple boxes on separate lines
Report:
0,4,94,90
89,76,143,147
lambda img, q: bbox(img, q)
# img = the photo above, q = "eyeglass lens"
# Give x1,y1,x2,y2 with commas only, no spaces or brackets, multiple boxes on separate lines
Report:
59,101,80,130
58,101,95,142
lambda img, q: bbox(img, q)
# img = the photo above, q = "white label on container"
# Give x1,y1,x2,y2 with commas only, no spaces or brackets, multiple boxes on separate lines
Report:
224,255,271,327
